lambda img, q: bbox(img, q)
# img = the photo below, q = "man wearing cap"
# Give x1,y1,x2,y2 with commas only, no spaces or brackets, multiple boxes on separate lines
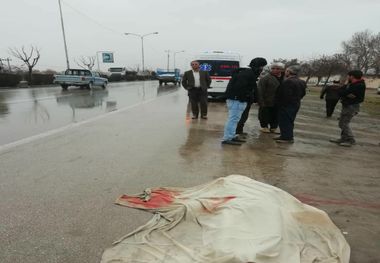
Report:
330,70,366,147
257,62,284,133
222,57,267,145
182,60,212,119
274,65,306,143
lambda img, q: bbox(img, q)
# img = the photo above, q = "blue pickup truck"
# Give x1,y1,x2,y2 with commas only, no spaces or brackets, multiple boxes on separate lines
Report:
156,68,181,85
54,69,108,90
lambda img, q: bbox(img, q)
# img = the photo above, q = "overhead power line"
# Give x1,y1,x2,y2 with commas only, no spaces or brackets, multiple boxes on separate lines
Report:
61,0,122,35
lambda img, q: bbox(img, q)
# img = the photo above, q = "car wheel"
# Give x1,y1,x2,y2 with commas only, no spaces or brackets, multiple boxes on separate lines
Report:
159,80,163,86
87,82,93,90
61,84,68,90
102,82,107,89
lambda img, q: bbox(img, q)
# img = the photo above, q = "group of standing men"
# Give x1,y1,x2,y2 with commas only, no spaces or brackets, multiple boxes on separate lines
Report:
221,58,306,145
182,58,366,148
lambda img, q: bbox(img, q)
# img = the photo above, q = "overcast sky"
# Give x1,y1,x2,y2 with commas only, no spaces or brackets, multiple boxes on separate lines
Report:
1,0,379,72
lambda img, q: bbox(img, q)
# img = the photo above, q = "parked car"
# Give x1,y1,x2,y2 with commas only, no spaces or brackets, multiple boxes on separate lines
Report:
54,69,108,90
106,67,127,81
156,68,181,85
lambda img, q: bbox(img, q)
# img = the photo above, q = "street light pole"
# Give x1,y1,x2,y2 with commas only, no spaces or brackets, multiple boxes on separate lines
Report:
173,50,185,69
141,36,144,73
58,0,70,69
165,50,170,71
124,32,158,73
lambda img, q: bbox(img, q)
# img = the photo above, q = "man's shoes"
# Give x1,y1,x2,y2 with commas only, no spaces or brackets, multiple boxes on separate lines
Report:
201,116,208,119
232,137,246,143
260,127,271,133
270,129,280,134
237,132,248,136
275,138,294,143
191,115,198,119
330,138,356,146
339,141,353,147
273,136,294,143
222,140,242,146
329,138,344,144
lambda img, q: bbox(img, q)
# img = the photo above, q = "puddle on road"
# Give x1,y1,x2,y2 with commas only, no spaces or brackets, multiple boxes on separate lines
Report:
0,81,180,146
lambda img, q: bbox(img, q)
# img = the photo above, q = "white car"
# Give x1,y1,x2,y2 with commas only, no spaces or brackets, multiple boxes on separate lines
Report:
54,69,108,90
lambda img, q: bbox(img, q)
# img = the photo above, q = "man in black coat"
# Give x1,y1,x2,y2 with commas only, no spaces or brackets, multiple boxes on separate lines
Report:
330,70,366,147
235,58,267,135
320,80,342,117
274,65,306,143
222,57,267,145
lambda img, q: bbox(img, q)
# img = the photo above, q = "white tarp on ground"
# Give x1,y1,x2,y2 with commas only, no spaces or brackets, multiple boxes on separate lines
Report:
101,175,350,263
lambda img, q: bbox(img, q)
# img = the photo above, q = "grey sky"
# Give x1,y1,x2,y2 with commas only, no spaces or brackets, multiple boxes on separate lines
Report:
1,0,379,72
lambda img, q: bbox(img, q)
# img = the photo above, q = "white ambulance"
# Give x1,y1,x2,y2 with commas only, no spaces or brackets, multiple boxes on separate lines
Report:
195,51,241,98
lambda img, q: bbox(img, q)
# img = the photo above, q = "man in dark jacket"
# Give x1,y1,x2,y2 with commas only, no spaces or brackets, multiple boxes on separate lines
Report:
235,58,267,135
274,65,306,143
330,70,366,147
222,57,267,145
320,80,342,117
182,61,212,119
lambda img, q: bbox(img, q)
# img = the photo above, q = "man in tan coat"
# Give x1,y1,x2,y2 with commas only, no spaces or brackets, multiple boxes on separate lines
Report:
182,61,211,119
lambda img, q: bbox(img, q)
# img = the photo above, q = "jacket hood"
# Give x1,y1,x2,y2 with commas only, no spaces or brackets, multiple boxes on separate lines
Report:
249,57,267,69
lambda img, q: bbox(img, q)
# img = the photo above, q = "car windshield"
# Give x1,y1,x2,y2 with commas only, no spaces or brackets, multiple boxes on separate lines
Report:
65,70,90,76
198,60,239,77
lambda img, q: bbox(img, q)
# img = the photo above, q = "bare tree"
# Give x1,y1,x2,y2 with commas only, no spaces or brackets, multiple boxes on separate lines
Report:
370,32,380,76
335,53,352,71
320,54,348,85
300,54,350,86
9,46,40,83
272,58,299,67
75,56,96,70
342,30,377,74
300,61,315,84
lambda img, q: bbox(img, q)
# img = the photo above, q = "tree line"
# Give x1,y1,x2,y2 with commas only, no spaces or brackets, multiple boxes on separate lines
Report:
272,30,380,85
1,29,379,86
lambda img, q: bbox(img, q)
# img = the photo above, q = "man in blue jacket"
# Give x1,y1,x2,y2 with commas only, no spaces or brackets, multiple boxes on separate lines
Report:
330,70,366,147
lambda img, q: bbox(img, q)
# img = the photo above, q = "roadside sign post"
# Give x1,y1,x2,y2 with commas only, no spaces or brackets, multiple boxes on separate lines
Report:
96,51,114,71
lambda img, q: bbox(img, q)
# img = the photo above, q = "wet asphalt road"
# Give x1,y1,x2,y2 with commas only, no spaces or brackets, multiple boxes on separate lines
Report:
0,82,379,263
0,81,180,146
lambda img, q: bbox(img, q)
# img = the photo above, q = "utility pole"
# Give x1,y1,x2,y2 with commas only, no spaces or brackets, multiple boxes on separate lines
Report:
0,58,12,72
173,50,185,69
165,50,170,71
58,0,70,69
124,32,158,73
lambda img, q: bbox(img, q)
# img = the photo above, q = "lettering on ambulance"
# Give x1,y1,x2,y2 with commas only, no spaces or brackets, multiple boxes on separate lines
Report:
198,60,239,77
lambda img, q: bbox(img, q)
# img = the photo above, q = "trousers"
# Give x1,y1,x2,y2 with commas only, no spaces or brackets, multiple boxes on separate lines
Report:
339,104,359,142
223,99,247,141
258,106,278,129
278,103,300,140
188,88,208,117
